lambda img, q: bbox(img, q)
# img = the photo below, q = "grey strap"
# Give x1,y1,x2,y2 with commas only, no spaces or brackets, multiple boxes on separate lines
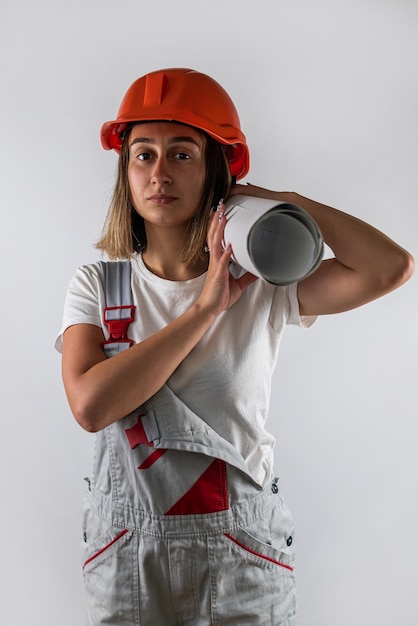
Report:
98,260,133,307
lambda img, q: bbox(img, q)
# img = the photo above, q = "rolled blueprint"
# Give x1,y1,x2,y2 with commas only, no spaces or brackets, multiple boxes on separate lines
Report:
223,195,324,285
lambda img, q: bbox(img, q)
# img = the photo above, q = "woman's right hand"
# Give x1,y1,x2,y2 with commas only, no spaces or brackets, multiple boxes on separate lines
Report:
196,202,258,317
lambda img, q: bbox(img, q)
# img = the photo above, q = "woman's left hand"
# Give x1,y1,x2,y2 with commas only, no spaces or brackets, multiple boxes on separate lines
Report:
228,182,292,203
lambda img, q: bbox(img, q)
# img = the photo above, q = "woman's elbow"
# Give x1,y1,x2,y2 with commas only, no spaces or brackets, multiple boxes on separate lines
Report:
68,392,107,433
72,405,102,433
384,249,415,292
369,248,415,300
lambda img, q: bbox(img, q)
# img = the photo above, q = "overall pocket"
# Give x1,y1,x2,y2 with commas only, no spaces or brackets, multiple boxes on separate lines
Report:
224,526,294,572
81,495,139,625
210,496,297,625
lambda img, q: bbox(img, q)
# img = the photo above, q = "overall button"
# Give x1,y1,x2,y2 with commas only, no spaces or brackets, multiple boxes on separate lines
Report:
271,482,279,494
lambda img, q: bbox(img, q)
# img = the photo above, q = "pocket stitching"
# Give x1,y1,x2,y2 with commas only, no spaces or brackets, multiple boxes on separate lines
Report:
224,532,293,572
83,529,128,570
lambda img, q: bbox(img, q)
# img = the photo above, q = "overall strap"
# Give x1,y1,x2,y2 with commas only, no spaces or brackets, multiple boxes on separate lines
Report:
98,260,135,357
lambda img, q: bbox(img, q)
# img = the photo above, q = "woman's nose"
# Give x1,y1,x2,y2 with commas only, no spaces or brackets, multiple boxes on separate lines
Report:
151,157,173,184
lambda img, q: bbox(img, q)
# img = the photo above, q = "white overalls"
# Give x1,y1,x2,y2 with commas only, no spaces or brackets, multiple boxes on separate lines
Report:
80,261,297,625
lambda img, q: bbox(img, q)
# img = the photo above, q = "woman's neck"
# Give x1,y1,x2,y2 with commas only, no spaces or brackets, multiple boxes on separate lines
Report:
141,251,207,281
141,229,207,281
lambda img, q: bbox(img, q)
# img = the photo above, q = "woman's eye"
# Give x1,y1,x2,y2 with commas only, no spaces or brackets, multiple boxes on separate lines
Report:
174,152,190,160
137,152,151,161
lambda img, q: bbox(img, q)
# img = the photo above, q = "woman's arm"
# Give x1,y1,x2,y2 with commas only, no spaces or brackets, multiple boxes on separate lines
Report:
62,209,257,433
62,304,217,433
230,184,414,316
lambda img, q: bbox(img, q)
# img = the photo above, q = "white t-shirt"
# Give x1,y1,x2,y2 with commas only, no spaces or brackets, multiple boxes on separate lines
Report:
56,254,315,486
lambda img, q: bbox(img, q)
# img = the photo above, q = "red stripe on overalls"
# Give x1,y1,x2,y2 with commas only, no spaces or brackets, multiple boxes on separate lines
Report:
125,415,229,515
165,458,229,515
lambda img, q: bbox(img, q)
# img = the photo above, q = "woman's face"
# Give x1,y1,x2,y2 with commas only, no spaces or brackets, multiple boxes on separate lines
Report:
128,122,206,233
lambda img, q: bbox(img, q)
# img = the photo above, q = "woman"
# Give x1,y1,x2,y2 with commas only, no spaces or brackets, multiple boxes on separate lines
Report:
56,68,413,625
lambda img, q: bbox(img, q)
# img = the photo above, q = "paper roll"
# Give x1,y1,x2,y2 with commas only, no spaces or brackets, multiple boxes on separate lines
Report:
223,195,324,285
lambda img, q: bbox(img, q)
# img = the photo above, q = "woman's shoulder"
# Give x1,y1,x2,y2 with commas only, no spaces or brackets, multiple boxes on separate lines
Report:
63,259,118,306
68,260,104,289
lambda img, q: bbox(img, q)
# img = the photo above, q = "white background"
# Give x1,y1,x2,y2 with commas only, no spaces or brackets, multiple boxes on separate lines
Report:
1,0,417,624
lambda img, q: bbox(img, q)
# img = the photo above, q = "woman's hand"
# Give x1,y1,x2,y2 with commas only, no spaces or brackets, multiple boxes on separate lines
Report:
228,182,292,203
196,202,258,317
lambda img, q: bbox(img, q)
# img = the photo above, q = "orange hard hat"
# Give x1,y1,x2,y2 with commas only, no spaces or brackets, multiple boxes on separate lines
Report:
100,68,250,180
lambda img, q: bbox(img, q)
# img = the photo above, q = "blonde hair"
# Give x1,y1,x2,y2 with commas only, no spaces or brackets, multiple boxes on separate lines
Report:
96,124,232,266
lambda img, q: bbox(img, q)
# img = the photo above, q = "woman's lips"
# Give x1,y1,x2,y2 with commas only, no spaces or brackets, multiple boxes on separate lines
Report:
149,194,177,204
